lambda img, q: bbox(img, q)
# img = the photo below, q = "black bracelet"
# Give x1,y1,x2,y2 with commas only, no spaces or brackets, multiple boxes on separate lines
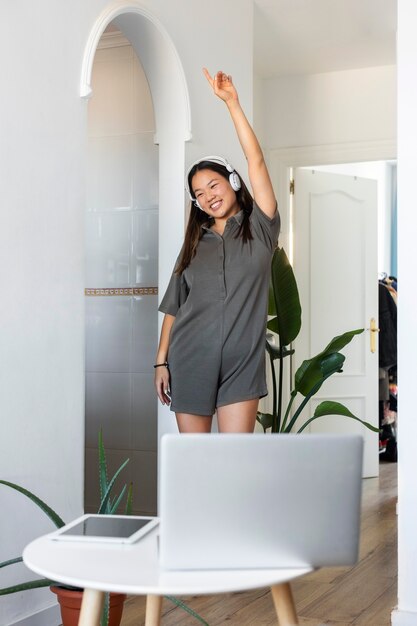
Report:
154,362,169,369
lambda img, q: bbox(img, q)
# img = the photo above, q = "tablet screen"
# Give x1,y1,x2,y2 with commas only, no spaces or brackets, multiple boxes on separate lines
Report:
59,517,152,539
49,515,159,544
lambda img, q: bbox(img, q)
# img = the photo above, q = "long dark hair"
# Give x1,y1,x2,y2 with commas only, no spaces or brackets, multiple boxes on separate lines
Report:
176,160,253,274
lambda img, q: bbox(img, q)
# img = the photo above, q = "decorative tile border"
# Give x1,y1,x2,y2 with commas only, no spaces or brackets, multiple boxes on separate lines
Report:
85,287,158,296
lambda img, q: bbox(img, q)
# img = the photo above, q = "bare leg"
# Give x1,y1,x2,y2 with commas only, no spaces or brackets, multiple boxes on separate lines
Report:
145,594,163,626
217,399,258,433
270,583,299,625
176,413,213,433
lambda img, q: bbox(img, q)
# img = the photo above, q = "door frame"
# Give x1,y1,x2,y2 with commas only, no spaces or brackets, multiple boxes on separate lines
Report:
267,138,397,429
269,139,397,255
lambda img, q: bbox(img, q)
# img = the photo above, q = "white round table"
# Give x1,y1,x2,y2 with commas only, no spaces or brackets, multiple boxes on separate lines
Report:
23,524,312,625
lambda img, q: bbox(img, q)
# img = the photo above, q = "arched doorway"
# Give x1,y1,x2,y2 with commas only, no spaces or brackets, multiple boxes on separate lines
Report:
81,2,191,514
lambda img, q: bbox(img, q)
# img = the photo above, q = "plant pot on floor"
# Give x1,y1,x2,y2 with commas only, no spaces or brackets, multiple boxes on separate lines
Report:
51,586,126,626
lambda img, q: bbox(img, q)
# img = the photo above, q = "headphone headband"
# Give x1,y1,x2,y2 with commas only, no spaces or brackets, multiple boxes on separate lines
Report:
185,155,240,203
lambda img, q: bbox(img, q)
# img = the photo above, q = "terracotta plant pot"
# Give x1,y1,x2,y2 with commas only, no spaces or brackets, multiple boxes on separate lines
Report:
51,586,126,626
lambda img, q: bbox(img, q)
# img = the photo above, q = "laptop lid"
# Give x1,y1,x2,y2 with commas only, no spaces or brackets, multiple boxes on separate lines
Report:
159,433,363,570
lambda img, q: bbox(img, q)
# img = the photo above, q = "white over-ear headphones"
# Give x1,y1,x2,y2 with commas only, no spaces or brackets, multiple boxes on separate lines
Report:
185,155,241,210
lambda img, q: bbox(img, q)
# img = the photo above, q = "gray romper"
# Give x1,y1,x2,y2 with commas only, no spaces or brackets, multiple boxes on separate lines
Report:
159,201,280,416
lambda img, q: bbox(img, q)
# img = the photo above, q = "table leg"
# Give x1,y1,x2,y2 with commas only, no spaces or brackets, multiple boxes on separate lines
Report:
145,594,163,626
270,582,299,626
78,588,105,626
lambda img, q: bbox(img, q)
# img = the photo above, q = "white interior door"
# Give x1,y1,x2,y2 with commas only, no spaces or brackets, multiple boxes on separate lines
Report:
293,168,379,477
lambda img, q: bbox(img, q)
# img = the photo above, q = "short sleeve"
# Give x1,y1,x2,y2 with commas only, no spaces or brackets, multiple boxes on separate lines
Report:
158,258,189,316
250,200,280,252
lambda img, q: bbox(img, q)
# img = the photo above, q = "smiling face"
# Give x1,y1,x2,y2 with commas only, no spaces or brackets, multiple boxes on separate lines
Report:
191,168,240,220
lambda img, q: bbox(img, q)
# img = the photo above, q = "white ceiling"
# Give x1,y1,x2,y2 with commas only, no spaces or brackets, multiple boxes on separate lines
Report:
254,0,397,78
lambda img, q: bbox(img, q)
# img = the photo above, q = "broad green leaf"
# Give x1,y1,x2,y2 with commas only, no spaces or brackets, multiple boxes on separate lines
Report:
297,400,379,433
267,316,279,334
283,367,340,433
294,352,345,398
256,412,273,431
265,339,294,360
270,248,302,346
320,353,345,377
0,481,65,528
294,329,364,396
268,281,276,316
320,328,364,354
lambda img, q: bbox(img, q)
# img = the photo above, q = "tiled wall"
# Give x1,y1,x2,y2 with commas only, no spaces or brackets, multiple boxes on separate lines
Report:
85,35,158,515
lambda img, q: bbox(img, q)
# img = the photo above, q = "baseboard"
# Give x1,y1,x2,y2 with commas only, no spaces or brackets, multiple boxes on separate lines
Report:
7,602,60,626
392,609,417,626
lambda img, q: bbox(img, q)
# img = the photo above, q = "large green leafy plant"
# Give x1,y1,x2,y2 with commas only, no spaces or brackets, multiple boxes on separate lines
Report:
0,430,208,626
257,248,378,435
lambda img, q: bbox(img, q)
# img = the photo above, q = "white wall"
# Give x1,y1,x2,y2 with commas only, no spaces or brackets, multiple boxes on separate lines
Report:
0,3,87,623
262,65,396,150
255,65,397,259
0,1,253,623
392,2,417,624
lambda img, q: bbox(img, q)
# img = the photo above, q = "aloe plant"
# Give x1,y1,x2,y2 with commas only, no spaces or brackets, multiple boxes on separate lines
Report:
257,247,379,435
0,430,208,626
0,430,134,626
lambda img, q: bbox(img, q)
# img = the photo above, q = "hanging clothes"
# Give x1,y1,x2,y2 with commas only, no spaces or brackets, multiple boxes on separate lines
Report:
378,281,397,369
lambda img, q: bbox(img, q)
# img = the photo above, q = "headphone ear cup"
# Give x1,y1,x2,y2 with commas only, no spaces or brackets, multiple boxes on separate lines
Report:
229,171,241,192
194,199,203,210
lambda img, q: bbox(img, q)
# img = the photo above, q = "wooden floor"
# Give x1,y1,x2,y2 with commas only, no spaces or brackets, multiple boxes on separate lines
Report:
120,461,397,626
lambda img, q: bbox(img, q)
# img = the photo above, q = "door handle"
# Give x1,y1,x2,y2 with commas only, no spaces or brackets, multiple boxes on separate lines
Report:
368,318,380,353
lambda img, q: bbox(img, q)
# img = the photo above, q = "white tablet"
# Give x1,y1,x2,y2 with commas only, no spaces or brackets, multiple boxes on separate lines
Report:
48,514,159,544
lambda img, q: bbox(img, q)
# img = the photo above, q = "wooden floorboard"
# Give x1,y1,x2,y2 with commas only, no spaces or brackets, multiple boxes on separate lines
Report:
120,461,397,625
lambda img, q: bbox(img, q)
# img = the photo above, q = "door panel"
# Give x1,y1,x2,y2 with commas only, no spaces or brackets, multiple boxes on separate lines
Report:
293,169,379,477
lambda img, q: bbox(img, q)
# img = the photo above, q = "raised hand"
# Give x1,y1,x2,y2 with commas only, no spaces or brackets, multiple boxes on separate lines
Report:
203,68,238,104
202,66,277,218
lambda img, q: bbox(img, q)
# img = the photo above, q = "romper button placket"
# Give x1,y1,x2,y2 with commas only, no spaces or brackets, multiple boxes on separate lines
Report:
218,239,226,297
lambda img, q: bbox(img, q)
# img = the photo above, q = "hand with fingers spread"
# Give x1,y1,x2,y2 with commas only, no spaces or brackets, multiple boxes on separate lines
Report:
203,68,239,104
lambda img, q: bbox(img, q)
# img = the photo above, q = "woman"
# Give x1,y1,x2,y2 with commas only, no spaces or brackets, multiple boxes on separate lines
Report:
154,68,280,434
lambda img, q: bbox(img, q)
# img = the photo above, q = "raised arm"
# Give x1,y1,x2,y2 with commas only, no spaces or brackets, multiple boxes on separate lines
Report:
203,68,277,219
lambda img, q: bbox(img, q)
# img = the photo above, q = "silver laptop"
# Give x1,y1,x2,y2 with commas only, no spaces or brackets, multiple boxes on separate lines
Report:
159,433,363,570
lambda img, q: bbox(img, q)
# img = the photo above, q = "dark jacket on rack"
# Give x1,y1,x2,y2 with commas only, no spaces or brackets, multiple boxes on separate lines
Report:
379,282,397,369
